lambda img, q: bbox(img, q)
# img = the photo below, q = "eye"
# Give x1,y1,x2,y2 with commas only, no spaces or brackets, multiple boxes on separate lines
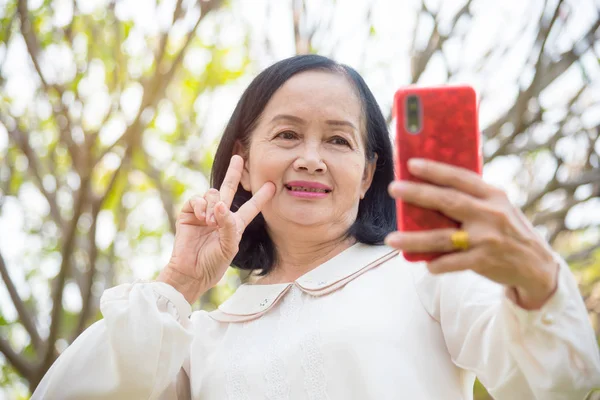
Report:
275,130,298,140
330,136,351,147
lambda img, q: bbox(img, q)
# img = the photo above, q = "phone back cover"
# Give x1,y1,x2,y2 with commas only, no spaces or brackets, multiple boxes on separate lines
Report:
394,85,481,261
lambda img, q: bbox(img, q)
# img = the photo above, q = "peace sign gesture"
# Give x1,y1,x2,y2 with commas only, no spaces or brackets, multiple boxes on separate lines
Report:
158,155,276,303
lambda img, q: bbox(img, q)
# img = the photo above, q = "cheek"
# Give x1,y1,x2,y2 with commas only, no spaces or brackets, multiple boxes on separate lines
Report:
249,148,289,185
333,158,365,191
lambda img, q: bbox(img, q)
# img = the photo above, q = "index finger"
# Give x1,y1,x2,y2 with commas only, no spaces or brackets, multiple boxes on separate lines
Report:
235,182,276,229
219,155,244,207
407,158,494,199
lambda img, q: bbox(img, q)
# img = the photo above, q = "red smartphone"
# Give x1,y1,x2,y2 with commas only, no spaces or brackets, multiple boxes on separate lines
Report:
393,85,482,262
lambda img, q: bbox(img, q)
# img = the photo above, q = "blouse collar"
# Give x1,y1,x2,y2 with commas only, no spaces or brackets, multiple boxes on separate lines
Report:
209,243,399,323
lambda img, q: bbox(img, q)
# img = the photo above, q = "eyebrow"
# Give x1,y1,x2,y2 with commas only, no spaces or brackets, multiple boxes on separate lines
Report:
270,114,358,131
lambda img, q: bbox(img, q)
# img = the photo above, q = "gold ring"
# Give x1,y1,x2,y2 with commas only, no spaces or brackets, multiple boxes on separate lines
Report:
450,230,470,251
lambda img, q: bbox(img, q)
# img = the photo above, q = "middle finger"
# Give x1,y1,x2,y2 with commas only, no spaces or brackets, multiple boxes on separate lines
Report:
204,188,220,225
385,229,457,253
389,180,480,222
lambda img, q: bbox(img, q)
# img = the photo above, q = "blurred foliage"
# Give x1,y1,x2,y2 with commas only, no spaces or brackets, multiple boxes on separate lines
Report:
0,0,250,395
0,0,599,398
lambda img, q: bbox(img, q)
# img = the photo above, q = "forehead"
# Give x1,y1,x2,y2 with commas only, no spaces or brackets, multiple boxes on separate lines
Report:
260,70,363,125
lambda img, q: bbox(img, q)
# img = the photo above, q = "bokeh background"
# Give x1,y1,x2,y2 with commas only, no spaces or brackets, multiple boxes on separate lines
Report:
0,0,599,398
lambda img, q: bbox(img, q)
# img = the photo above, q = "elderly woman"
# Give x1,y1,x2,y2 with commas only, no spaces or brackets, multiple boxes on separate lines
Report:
34,55,599,399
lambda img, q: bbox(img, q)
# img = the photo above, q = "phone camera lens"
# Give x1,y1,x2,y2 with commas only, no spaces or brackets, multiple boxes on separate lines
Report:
405,95,422,134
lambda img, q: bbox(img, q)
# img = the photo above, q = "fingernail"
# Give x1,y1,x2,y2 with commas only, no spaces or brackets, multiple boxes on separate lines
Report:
391,181,409,192
384,235,392,246
385,233,402,246
426,263,441,274
217,202,227,216
409,158,426,170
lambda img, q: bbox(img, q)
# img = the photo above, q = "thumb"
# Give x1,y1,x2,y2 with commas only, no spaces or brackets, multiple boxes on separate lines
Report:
213,202,239,256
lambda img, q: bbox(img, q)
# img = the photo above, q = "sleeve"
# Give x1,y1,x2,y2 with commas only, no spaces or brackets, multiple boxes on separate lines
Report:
411,253,600,400
32,282,195,400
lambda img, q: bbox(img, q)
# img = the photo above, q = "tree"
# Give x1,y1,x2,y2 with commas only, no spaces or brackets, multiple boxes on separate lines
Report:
0,0,251,394
1,0,599,398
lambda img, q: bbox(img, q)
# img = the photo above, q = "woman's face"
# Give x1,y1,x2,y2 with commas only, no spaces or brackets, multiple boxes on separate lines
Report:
239,70,376,235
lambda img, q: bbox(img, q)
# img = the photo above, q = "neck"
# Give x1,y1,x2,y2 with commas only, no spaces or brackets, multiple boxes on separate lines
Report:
256,227,356,285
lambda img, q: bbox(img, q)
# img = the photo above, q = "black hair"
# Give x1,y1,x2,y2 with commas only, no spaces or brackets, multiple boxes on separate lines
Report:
211,54,396,275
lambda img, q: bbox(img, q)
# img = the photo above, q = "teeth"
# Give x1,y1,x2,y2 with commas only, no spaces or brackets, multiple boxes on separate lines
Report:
288,186,328,193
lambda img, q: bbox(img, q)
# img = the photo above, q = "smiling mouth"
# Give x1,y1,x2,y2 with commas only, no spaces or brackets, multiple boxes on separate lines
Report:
285,185,331,193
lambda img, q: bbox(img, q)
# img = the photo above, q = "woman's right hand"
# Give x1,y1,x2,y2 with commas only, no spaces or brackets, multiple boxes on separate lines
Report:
158,155,275,303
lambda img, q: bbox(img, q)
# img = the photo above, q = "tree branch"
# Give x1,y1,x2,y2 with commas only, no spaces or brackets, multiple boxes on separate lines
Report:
560,169,600,192
17,0,51,90
411,11,441,83
532,195,587,225
5,126,62,224
408,0,473,83
566,240,600,263
0,11,16,81
63,0,77,44
110,4,124,94
522,143,597,213
148,1,216,104
155,0,185,73
40,175,91,375
538,17,599,89
0,251,42,351
521,157,563,213
483,5,597,145
71,204,99,340
72,149,132,340
486,0,564,158
496,84,585,159
0,336,34,381
448,0,473,32
142,157,177,233
548,219,566,245
96,0,222,163
17,0,80,169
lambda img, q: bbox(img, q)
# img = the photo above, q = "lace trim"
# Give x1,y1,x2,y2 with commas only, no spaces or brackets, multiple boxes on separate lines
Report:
225,286,328,399
225,321,251,400
300,295,329,400
263,284,301,400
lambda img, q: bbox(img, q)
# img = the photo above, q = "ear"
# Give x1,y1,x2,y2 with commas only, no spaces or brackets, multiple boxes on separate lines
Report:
360,153,378,200
233,140,251,192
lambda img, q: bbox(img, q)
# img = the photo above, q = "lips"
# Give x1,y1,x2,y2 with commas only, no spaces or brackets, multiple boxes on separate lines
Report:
286,186,329,193
284,181,332,193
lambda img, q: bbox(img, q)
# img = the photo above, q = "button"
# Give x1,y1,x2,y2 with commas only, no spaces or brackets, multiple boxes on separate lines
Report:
259,298,269,307
541,313,554,325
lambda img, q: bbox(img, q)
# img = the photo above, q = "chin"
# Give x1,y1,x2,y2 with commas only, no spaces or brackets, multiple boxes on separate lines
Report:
289,217,327,227
279,206,331,227
288,212,327,226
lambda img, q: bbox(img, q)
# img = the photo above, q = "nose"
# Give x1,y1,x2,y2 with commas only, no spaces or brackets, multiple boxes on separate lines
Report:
293,143,327,174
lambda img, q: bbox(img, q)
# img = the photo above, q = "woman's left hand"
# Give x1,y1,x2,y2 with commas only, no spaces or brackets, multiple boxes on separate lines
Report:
385,158,560,310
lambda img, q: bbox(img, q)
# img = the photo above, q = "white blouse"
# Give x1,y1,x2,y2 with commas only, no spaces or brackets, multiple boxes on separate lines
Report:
33,244,600,399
